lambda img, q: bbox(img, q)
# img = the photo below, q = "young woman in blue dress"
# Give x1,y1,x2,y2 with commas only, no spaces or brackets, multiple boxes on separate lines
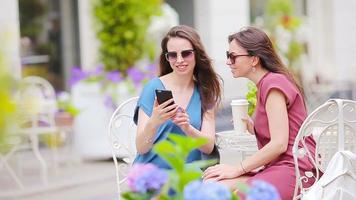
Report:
133,25,222,169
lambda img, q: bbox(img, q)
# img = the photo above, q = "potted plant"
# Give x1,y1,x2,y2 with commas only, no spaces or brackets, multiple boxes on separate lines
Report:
55,91,79,127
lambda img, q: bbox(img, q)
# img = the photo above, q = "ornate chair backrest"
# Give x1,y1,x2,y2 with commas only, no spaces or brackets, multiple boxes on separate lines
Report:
108,96,139,196
17,76,57,129
292,99,356,199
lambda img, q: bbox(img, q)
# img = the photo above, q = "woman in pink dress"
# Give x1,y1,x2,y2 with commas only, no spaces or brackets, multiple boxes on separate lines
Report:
202,27,317,199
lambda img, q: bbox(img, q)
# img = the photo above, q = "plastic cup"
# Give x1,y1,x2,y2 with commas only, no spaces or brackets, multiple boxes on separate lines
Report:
231,99,249,134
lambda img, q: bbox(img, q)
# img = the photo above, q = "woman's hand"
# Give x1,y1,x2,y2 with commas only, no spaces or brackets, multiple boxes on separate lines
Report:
150,98,178,126
172,107,191,133
202,164,240,181
242,116,255,135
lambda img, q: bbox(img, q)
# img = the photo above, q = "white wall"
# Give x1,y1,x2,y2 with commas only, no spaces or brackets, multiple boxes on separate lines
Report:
194,0,250,102
332,0,356,81
78,0,99,70
308,0,356,81
0,0,21,78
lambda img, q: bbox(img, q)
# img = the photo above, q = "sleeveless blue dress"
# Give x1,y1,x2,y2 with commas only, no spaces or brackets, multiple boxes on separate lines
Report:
133,77,202,169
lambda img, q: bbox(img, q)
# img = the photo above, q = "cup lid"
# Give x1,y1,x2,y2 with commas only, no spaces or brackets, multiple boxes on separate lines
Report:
231,99,249,105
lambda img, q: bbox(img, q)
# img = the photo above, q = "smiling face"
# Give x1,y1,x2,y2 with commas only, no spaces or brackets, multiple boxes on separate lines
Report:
166,37,196,76
227,39,254,78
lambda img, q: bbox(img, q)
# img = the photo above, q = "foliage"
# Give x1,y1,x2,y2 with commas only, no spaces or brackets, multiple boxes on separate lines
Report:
246,82,257,117
0,75,16,137
93,0,162,73
121,134,231,200
153,134,219,200
39,133,64,149
0,40,17,148
121,134,281,199
57,91,80,117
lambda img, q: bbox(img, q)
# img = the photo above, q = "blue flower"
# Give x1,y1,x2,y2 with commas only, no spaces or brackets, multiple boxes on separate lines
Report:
184,180,232,200
247,180,280,200
127,164,168,194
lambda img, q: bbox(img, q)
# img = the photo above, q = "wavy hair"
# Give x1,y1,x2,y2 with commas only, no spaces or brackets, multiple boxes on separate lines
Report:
228,26,304,97
159,25,221,112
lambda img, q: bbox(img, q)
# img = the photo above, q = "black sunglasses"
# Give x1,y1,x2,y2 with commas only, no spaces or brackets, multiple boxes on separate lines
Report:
165,49,195,62
226,51,250,64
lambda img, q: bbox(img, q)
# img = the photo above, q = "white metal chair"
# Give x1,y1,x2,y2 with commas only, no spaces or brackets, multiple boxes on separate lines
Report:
292,99,356,199
108,96,139,197
14,76,58,186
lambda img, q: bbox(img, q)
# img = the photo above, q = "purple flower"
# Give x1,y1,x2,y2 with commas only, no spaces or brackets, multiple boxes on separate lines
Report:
145,63,156,72
145,64,157,78
106,71,123,83
103,95,117,110
69,67,88,86
127,164,168,194
184,180,232,200
247,180,280,200
127,67,146,86
90,65,104,77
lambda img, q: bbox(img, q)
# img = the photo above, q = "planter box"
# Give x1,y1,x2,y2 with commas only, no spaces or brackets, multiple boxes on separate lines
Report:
72,82,113,159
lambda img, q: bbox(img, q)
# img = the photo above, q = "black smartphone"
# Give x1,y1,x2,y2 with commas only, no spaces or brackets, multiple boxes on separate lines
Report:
155,89,174,107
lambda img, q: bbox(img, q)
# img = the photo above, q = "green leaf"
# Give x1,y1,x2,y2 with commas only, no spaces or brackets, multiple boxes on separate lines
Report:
231,192,240,200
153,140,185,171
185,159,218,170
168,134,207,158
121,191,153,200
246,81,257,116
236,182,249,194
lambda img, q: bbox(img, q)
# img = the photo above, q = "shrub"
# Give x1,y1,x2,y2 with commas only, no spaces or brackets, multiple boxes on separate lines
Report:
93,0,162,73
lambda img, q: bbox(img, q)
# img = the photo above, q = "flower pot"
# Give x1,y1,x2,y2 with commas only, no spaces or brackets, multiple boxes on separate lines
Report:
55,112,74,127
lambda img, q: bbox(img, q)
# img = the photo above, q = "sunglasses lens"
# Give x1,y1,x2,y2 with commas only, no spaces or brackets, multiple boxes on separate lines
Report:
226,51,236,64
181,50,193,58
165,50,194,62
166,52,177,61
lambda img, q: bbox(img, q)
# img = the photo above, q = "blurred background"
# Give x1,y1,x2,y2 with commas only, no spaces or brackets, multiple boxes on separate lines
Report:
1,0,356,199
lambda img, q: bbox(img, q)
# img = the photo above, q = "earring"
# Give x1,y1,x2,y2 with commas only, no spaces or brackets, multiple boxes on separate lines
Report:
252,66,256,73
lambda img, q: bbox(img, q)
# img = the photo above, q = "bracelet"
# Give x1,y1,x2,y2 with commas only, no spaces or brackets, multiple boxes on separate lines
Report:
240,161,247,174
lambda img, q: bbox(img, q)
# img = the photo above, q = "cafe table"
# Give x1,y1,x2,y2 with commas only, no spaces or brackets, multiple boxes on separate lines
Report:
216,130,258,165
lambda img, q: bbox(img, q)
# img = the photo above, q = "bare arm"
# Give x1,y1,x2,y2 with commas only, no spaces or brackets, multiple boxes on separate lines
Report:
135,99,178,155
237,89,289,174
203,89,289,180
174,108,216,154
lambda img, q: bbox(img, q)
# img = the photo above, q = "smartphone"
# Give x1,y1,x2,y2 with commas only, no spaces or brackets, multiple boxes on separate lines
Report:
155,89,174,107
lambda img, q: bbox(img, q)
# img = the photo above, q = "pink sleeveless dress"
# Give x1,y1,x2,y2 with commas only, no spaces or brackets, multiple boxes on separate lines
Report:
247,72,317,199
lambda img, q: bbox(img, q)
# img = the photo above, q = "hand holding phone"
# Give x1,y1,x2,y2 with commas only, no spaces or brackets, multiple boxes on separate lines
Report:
155,89,174,107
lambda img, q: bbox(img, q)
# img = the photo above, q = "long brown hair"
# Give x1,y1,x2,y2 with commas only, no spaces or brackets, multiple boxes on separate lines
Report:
159,25,221,112
228,26,304,97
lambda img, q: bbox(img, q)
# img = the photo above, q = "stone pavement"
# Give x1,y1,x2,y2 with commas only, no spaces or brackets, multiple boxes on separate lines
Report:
0,150,118,200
